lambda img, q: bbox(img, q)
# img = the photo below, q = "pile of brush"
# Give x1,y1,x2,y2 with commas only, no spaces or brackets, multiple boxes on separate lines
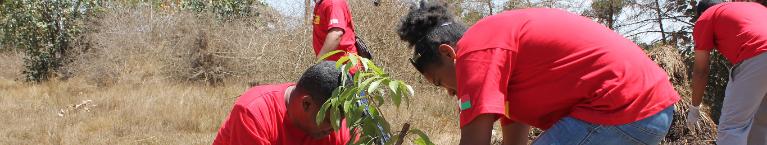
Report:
646,45,718,144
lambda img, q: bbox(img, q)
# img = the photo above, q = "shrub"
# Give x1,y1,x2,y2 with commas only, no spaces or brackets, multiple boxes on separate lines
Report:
0,0,102,82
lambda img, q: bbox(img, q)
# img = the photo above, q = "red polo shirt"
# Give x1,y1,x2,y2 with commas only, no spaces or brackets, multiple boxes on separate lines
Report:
212,83,350,145
313,0,358,61
694,2,767,64
454,9,680,129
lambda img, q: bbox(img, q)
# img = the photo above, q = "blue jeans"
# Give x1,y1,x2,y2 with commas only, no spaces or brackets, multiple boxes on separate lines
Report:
532,106,674,145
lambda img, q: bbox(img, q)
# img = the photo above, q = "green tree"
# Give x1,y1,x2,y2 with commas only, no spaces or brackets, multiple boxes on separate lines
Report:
584,0,626,29
1,0,102,82
318,51,434,145
180,0,267,21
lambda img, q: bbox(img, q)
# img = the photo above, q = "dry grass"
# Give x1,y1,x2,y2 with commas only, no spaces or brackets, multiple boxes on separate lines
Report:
0,1,718,145
0,51,23,80
0,76,241,144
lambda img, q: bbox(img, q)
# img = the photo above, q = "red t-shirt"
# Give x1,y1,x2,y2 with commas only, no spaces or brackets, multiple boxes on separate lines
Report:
313,0,357,61
694,2,767,64
212,83,350,145
454,9,680,130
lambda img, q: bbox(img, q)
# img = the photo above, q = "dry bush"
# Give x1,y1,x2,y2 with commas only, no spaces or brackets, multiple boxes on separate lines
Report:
67,4,307,86
646,45,717,144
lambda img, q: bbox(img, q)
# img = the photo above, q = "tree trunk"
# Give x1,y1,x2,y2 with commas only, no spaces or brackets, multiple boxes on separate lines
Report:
486,0,493,15
305,0,311,24
654,0,667,43
608,0,615,29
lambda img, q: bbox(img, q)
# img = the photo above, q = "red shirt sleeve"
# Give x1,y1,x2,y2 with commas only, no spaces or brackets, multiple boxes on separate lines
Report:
322,0,351,32
693,10,716,52
455,48,517,128
212,103,271,145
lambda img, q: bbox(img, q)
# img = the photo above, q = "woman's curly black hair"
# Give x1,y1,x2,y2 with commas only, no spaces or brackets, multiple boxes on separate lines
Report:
397,1,467,73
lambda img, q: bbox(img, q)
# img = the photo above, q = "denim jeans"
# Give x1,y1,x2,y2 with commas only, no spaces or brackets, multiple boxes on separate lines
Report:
532,106,674,145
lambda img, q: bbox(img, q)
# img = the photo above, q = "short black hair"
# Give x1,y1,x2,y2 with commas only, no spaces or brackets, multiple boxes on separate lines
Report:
296,61,352,104
696,0,724,17
397,1,467,73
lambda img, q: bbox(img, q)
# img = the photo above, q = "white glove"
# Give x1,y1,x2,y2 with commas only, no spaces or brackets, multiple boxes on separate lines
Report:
686,105,701,129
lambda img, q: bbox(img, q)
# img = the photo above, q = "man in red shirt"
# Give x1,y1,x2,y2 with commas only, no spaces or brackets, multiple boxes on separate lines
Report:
397,2,679,145
313,0,357,61
212,61,352,145
688,1,767,145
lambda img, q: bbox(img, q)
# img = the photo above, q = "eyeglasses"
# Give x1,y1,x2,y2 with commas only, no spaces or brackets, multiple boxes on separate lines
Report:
409,51,422,68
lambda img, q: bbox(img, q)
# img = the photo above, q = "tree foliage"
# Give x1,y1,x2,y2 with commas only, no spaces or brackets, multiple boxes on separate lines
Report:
0,0,271,82
179,0,268,21
318,50,434,145
1,0,103,82
584,0,626,29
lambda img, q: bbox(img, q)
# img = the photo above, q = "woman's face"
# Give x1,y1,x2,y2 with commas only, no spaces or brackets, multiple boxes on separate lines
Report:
420,44,458,96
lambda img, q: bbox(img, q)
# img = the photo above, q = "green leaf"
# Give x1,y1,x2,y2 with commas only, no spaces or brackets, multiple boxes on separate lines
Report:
330,106,340,130
368,62,384,75
374,93,385,106
401,83,414,107
378,115,392,134
388,80,401,107
361,118,380,136
354,72,372,84
368,105,379,117
361,76,380,88
317,50,344,62
409,129,435,145
349,53,359,68
340,86,358,101
360,57,371,71
341,73,349,88
335,56,350,68
316,98,332,126
367,79,385,94
343,100,353,116
388,80,400,94
331,87,342,98
404,84,415,97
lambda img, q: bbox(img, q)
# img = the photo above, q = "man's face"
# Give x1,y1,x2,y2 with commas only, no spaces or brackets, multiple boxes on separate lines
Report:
299,96,334,139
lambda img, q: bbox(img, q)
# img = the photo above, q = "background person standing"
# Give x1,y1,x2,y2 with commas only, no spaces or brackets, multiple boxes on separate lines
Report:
688,1,767,145
312,0,357,60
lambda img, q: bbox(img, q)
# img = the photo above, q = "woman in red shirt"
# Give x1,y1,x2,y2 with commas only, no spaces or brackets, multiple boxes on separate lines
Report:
396,2,679,145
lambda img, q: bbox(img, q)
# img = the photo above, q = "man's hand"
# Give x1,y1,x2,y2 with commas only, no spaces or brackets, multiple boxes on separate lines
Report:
686,105,701,129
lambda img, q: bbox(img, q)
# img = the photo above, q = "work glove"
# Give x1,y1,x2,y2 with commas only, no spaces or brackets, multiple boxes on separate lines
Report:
686,105,701,129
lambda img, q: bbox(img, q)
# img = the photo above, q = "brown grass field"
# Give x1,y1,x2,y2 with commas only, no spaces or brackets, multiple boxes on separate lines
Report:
0,1,718,145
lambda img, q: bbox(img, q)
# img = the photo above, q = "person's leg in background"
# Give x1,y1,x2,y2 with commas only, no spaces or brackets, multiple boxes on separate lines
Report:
749,94,767,145
717,53,767,145
745,53,767,145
